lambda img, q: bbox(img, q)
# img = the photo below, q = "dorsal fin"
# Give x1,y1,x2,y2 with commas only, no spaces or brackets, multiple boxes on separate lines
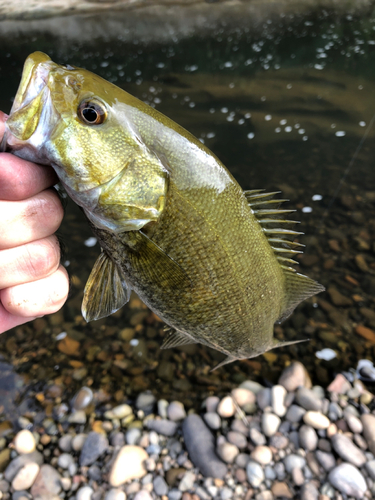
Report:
278,271,325,323
245,189,304,266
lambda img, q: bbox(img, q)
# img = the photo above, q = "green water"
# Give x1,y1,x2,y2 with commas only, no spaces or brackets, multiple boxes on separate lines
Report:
0,7,375,411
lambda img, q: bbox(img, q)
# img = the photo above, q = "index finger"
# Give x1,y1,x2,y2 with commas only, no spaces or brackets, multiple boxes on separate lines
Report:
0,111,58,200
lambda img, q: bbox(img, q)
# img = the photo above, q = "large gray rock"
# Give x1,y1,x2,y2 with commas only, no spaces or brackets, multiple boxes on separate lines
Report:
30,464,62,500
331,434,366,468
328,463,367,499
4,452,44,482
182,415,227,479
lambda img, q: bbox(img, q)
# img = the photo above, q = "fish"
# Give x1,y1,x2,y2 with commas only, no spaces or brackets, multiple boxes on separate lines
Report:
1,52,325,368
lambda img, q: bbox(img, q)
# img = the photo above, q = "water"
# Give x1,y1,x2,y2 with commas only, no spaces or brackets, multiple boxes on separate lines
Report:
0,6,375,412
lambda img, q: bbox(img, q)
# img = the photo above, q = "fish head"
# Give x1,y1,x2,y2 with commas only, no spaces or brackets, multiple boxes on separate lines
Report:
2,52,168,232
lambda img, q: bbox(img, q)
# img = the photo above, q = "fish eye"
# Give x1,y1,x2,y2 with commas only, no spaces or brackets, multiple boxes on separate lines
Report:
78,99,107,125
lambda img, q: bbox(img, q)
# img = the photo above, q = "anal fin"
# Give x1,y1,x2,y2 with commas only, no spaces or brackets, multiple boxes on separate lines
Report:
161,326,197,349
82,250,131,322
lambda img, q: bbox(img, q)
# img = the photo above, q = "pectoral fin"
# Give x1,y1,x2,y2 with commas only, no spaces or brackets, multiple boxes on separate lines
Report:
82,251,131,322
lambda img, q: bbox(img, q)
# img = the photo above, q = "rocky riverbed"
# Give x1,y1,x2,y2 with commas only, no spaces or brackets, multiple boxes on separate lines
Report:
1,361,375,500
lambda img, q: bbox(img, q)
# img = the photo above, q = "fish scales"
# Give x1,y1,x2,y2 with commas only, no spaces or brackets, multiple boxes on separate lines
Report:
1,52,325,367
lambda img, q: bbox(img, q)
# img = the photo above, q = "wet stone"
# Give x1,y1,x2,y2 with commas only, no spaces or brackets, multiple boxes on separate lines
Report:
13,430,36,455
328,463,367,499
296,387,322,411
76,486,94,500
217,396,235,418
361,414,375,455
178,470,195,491
249,427,266,446
284,454,306,473
262,413,281,437
299,425,318,451
300,481,319,500
147,419,178,437
12,463,40,491
315,450,336,471
331,434,366,467
135,392,156,414
217,442,239,464
203,412,221,430
109,445,148,487
246,460,264,487
168,401,186,421
79,431,109,466
257,388,271,410
303,411,330,430
4,451,44,482
227,431,247,449
153,475,169,496
30,464,62,499
269,434,289,449
104,489,126,500
271,481,293,498
126,427,142,445
286,405,306,423
272,385,287,417
278,361,310,391
250,446,272,465
182,415,227,479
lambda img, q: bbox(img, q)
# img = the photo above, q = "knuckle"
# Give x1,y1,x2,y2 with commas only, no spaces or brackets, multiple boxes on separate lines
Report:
30,190,64,232
24,237,60,280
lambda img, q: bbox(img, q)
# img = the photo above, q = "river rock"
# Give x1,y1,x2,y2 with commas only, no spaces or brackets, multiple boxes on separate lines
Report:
135,392,156,414
278,361,310,391
231,388,256,408
12,462,39,491
283,454,306,473
109,445,148,487
167,401,186,421
104,404,132,420
250,446,272,465
262,413,281,437
182,415,227,479
153,475,169,496
272,385,287,417
217,442,239,464
286,405,306,423
331,434,366,467
203,412,221,430
300,481,319,500
104,488,126,500
361,413,375,455
147,419,178,437
76,486,94,500
79,432,109,466
315,450,336,471
303,411,330,429
4,451,44,482
13,430,36,455
217,396,235,418
296,387,322,411
246,460,264,487
257,388,271,410
30,464,62,499
328,463,367,499
299,425,318,451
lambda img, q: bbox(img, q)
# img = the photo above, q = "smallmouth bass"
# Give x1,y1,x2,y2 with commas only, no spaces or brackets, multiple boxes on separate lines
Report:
2,52,324,368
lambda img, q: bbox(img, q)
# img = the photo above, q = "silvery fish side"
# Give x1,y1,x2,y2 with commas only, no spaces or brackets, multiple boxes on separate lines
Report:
2,52,324,368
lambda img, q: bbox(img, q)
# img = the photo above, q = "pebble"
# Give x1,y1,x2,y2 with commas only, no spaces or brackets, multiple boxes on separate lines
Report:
4,451,44,482
278,361,309,391
250,446,272,465
133,492,153,500
299,425,318,451
203,412,221,430
178,470,195,491
246,460,265,487
231,388,256,407
303,411,330,429
361,413,375,455
136,392,156,414
227,431,247,449
283,454,306,473
331,433,366,467
205,396,220,413
300,481,319,500
217,442,239,463
72,433,87,451
80,431,109,466
104,489,126,500
257,388,271,410
271,481,293,498
109,445,148,487
58,435,72,452
71,386,93,411
153,475,169,496
68,409,87,424
147,419,178,437
296,387,322,411
315,450,336,471
262,413,281,436
13,430,36,455
12,462,39,491
126,427,142,445
285,405,306,422
30,464,62,498
76,486,94,500
328,463,367,499
217,396,235,418
272,385,287,417
104,404,133,420
249,427,266,446
182,415,227,479
168,401,186,421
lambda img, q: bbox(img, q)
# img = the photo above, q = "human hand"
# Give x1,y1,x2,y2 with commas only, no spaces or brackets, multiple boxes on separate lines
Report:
0,111,69,334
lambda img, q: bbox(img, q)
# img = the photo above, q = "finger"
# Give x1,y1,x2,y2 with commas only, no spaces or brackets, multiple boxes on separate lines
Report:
0,153,58,201
0,235,61,289
0,110,8,140
1,264,69,318
0,303,37,334
0,189,63,250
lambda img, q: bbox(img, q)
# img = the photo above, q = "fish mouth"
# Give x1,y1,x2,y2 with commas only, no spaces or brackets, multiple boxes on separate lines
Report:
1,52,60,162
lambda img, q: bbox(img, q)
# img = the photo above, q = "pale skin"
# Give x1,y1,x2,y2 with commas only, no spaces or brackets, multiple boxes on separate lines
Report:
0,111,69,334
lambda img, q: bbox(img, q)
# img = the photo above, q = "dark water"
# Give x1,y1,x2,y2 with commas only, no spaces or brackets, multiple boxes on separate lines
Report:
0,7,375,413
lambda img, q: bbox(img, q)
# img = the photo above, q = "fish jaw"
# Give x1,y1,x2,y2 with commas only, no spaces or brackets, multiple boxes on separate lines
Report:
1,52,60,165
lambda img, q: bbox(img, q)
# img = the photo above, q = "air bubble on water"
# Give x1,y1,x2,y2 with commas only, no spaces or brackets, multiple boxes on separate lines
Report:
221,107,228,114
56,332,67,341
275,127,281,133
294,124,300,129
224,61,233,68
331,123,336,128
359,121,366,127
265,115,272,121
156,62,165,69
184,96,190,102
199,138,205,144
130,339,139,346
317,53,327,58
185,64,198,72
245,113,252,119
368,40,375,45
118,71,124,77
135,70,142,76
285,126,292,133
286,84,292,89
280,119,287,125
84,237,97,247
154,97,161,104
247,132,255,139
335,131,346,137
149,86,156,93
238,118,245,125
312,194,323,201
189,102,195,108
274,64,280,70
302,136,308,141
358,85,364,90
100,61,109,68
229,83,235,88
305,21,313,26
172,93,177,99
209,108,215,114
316,348,337,361
302,206,312,213
63,260,70,267
206,132,216,139
261,96,266,101
245,59,253,66
298,129,305,134
136,79,143,85
314,64,324,70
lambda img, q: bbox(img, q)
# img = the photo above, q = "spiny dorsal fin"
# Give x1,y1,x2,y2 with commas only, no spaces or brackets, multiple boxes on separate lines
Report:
278,271,325,323
245,189,304,265
161,326,197,349
82,251,131,322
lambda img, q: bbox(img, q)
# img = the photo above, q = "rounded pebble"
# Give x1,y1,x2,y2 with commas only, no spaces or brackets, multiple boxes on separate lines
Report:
13,430,36,455
262,413,281,437
303,411,330,429
328,463,367,499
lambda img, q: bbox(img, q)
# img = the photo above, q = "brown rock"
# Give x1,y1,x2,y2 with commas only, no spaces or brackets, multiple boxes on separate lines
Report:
30,464,62,499
355,254,369,272
327,374,352,394
278,361,311,391
327,286,352,307
328,239,340,252
361,414,375,455
57,336,80,356
355,325,375,343
271,481,293,498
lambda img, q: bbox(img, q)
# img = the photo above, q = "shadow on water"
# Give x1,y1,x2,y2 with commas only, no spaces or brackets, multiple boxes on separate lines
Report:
0,5,375,414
